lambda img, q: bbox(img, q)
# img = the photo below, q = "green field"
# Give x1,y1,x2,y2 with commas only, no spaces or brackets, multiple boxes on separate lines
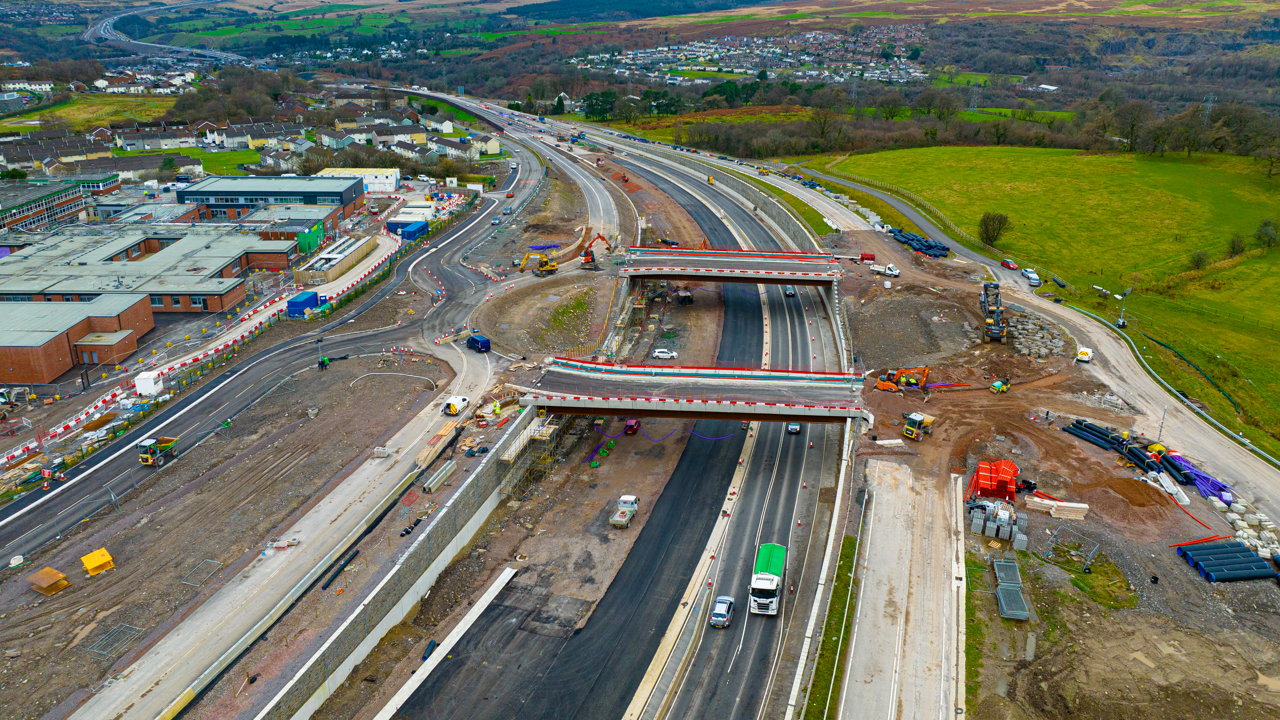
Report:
668,69,752,79
113,148,260,176
808,147,1280,456
417,98,479,123
0,95,175,131
35,24,81,38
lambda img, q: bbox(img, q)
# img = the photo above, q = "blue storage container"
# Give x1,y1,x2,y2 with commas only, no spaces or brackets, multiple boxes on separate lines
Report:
287,291,319,318
400,221,430,242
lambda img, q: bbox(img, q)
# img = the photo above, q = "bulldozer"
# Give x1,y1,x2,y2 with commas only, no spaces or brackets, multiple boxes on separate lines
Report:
875,366,930,393
902,412,935,441
519,252,558,278
579,233,613,268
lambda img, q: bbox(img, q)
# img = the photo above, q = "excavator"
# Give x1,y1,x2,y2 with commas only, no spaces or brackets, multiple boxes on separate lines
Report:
580,233,613,268
875,366,930,392
519,252,557,278
980,282,1008,344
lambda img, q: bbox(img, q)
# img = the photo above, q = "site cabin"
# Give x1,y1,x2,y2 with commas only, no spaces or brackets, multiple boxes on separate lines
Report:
750,543,787,615
610,495,639,529
137,437,179,467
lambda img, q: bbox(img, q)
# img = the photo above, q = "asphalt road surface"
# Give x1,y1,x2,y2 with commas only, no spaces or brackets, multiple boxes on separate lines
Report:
83,0,249,63
400,142,766,720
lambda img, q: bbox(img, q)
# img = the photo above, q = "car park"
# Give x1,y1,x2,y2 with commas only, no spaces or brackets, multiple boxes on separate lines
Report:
651,348,678,360
709,596,735,628
1001,259,1018,270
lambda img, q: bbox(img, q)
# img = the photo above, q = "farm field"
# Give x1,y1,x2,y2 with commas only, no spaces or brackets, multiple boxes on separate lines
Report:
417,98,479,123
113,148,260,175
605,105,815,142
807,147,1280,456
0,95,175,131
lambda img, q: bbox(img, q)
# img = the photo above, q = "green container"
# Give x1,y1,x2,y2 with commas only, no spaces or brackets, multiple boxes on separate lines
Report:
606,440,616,449
590,461,600,468
599,449,608,458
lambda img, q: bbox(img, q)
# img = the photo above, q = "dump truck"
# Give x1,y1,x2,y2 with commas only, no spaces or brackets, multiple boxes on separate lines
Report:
610,495,639,528
138,437,179,466
749,543,787,615
902,412,935,440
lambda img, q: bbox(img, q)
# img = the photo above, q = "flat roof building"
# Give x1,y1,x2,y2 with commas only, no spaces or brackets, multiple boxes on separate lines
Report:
0,293,154,384
176,176,365,220
314,167,400,195
0,181,89,234
0,224,295,313
239,204,343,254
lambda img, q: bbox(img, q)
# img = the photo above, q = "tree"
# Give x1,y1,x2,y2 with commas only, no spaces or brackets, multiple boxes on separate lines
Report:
1255,219,1277,249
0,169,26,180
933,93,960,126
161,156,177,171
554,95,565,115
1229,233,1246,257
988,122,1009,146
806,108,840,149
756,69,767,82
582,90,616,121
1111,100,1151,152
912,88,939,118
979,212,1010,246
702,95,729,111
1189,250,1210,270
615,97,642,124
1171,105,1206,157
1254,145,1280,180
875,90,904,121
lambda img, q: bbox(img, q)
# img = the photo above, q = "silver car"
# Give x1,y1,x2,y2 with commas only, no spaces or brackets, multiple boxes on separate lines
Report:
709,595,735,628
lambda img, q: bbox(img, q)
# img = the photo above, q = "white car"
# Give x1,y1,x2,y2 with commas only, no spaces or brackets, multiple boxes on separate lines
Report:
1077,348,1094,363
651,348,678,360
786,422,801,434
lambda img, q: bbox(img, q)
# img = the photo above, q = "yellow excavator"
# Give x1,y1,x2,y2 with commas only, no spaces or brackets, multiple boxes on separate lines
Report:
519,252,557,277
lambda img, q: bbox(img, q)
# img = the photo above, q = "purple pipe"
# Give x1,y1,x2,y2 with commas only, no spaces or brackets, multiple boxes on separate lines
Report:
1169,454,1233,499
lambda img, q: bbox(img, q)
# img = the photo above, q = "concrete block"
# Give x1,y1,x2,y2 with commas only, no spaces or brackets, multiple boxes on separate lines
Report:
1016,514,1028,530
998,524,1012,541
985,521,998,538
1013,533,1028,551
1209,498,1228,512
1230,503,1247,514
1234,519,1249,531
1225,512,1242,523
971,518,985,535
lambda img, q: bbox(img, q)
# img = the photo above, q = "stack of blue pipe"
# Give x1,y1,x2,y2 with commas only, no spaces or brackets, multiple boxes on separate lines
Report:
1177,541,1279,583
886,228,950,258
1061,420,1164,473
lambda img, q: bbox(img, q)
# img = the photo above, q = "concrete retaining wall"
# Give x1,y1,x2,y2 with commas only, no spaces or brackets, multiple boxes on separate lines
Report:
255,408,539,720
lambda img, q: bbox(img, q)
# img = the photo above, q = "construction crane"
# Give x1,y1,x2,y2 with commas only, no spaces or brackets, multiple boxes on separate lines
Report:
519,252,557,277
875,366,930,392
980,282,1008,344
579,233,613,268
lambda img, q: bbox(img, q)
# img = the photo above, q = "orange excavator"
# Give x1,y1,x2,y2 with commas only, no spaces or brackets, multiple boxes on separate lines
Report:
580,233,613,268
875,366,930,392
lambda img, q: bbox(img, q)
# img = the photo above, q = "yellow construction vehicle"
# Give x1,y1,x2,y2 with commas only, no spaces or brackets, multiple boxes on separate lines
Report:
990,380,1011,394
519,252,558,277
707,175,714,185
579,233,613,267
757,167,769,176
902,412,935,441
138,436,179,466
875,366,930,392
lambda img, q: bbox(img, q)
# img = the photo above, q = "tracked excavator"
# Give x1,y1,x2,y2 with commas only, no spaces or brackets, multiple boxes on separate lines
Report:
875,366,930,392
579,233,613,268
519,252,557,278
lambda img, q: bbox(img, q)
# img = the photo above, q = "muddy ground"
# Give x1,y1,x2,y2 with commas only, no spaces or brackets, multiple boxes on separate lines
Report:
471,272,616,357
857,281,1280,720
0,355,452,720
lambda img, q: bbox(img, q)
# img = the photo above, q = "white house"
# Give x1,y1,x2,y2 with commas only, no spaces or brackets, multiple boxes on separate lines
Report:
2,80,53,93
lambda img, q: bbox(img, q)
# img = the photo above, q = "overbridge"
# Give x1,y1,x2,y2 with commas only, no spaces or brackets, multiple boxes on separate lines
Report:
519,358,871,425
617,247,843,286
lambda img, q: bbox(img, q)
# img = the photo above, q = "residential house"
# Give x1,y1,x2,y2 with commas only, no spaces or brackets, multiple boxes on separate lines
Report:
371,124,426,147
317,128,356,150
471,134,501,155
389,141,439,165
116,130,197,151
429,136,479,161
2,80,53,93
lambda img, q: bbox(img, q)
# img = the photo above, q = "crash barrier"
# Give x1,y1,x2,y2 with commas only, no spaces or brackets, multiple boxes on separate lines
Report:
253,408,539,720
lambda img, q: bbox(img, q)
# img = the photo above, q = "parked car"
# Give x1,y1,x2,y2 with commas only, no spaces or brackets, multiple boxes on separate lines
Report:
1001,259,1018,270
1026,271,1042,287
709,595,735,628
651,348,678,360
787,422,801,434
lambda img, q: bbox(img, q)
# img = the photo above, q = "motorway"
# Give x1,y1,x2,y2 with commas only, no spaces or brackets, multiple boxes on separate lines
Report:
83,0,250,63
384,99,842,720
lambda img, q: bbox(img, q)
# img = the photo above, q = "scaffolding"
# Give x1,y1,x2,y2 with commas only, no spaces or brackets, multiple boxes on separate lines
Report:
497,413,580,502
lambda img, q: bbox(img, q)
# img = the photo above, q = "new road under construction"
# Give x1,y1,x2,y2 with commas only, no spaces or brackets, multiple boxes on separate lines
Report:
1,97,1279,720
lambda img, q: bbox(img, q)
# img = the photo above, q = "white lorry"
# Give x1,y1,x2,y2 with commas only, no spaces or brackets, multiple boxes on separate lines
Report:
609,495,639,528
870,263,900,278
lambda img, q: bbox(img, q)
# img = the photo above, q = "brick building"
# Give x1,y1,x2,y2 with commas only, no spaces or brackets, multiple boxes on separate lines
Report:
177,176,365,220
0,182,89,233
0,294,154,383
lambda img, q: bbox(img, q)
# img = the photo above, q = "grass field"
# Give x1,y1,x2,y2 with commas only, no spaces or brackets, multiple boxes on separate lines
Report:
807,147,1280,457
804,537,857,718
34,24,81,38
417,98,479,123
605,105,814,142
0,96,174,131
731,168,838,236
667,69,752,79
113,148,259,175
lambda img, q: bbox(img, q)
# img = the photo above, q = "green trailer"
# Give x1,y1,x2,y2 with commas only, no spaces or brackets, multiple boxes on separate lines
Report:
749,543,787,615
